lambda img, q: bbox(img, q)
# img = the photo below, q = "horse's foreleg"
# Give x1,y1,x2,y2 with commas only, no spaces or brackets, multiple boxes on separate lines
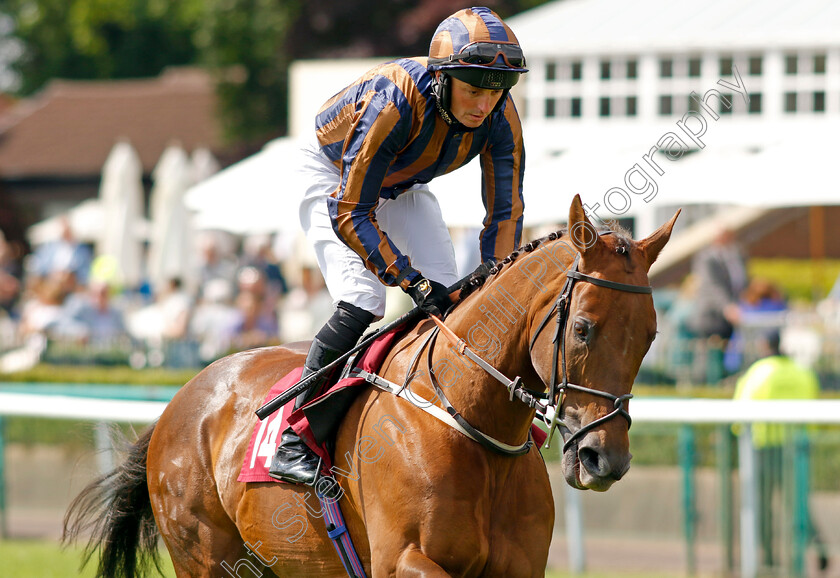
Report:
393,547,452,577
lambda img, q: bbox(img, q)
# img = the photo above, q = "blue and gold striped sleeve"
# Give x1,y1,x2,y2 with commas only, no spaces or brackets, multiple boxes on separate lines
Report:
317,67,420,288
479,95,525,262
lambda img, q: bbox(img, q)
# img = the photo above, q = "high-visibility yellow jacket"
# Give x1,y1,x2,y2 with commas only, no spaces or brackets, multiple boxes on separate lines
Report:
733,355,820,447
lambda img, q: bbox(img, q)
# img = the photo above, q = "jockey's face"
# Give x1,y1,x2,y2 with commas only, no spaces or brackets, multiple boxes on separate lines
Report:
446,75,504,128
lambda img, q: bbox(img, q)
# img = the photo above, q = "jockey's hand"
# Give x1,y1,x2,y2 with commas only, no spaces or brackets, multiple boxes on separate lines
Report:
405,276,453,318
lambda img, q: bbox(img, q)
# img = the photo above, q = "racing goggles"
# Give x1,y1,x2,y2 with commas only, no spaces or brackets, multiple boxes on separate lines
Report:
437,42,527,70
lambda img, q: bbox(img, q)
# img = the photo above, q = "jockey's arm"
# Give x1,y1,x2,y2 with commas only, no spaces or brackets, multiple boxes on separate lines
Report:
326,98,420,290
478,95,525,263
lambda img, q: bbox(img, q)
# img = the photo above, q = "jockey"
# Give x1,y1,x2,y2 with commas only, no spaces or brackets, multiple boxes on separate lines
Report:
270,6,528,485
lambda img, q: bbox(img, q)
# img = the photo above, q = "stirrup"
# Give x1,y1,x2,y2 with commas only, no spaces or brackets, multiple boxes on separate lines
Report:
267,456,323,486
303,456,323,487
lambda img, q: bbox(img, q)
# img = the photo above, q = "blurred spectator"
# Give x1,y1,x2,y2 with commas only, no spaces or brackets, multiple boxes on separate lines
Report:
688,227,748,341
241,234,288,301
740,278,787,314
54,280,126,345
688,227,748,383
198,235,238,292
18,277,68,339
158,277,193,341
126,277,195,367
28,217,93,285
233,290,278,350
279,264,333,343
190,278,240,364
725,278,788,373
236,265,280,334
236,265,267,299
732,330,828,571
0,229,22,315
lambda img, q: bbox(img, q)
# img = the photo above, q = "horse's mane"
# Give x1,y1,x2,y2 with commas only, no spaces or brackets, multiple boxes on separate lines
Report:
457,221,632,301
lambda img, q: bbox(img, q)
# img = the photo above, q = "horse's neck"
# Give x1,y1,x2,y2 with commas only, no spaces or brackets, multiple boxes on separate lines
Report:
437,260,555,444
447,237,576,379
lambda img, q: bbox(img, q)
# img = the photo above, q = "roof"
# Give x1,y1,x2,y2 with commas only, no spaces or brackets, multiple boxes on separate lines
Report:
0,67,225,179
508,0,840,54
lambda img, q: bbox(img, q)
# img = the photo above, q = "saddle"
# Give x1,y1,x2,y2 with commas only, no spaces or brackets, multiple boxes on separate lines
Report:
239,325,406,483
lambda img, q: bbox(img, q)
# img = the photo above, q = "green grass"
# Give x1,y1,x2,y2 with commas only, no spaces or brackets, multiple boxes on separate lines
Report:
0,539,175,577
0,539,684,577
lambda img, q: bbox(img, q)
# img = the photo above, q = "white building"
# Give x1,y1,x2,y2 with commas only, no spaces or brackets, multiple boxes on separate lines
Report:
506,0,840,239
190,0,840,270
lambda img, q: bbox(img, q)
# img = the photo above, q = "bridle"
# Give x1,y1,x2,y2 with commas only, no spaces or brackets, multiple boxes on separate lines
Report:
529,249,652,452
377,236,654,458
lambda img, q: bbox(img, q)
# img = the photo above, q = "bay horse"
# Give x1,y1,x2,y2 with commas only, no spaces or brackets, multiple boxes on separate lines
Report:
64,195,678,577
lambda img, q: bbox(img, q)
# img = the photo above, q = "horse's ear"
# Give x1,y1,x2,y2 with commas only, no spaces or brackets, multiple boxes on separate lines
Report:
568,194,598,254
638,209,681,270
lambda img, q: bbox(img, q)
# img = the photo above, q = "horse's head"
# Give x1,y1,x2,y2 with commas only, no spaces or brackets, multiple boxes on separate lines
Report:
530,195,678,491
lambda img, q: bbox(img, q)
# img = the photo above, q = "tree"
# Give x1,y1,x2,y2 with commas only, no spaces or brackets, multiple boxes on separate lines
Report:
195,0,300,145
289,0,551,59
3,0,551,145
5,0,200,95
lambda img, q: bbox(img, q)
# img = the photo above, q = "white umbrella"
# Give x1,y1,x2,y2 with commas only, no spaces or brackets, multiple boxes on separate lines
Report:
147,144,197,294
191,146,221,184
98,140,145,288
184,137,306,235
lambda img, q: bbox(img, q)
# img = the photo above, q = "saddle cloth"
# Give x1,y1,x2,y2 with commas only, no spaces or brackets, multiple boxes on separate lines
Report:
238,326,547,483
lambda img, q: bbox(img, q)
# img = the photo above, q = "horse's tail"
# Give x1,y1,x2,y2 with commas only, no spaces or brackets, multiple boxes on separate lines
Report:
63,424,162,578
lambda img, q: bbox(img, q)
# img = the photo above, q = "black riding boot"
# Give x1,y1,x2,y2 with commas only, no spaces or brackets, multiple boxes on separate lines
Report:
268,301,375,484
268,337,342,485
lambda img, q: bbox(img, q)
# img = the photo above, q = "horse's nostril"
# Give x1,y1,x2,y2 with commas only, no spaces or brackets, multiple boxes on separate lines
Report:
578,446,609,478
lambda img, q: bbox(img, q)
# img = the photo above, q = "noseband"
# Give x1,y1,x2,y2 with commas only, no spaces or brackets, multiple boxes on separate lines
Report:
529,251,652,453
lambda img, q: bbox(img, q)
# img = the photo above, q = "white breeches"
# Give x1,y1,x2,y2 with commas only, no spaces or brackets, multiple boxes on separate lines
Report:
297,141,459,318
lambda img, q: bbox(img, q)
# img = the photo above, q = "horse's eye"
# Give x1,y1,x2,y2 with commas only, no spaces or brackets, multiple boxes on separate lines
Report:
616,244,627,255
573,320,589,341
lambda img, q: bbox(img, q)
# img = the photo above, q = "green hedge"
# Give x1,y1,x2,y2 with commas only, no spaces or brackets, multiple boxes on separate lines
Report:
1,363,197,385
748,258,840,303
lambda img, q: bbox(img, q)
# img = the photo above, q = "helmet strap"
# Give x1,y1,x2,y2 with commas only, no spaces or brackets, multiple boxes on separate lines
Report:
493,89,510,114
432,72,457,126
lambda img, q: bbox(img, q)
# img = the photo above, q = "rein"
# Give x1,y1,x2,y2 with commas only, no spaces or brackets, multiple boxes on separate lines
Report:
423,245,653,456
357,239,653,458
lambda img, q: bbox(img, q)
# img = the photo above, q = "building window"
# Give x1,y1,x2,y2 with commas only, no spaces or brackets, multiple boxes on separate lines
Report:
570,97,582,117
814,54,827,74
571,61,583,80
626,96,637,117
688,94,700,113
659,95,673,115
599,97,611,117
784,92,797,113
785,54,798,75
600,60,611,80
545,61,557,81
720,56,733,76
814,91,826,112
720,93,734,115
545,98,556,118
749,56,763,76
659,58,673,78
748,93,762,114
626,59,638,79
688,57,702,78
